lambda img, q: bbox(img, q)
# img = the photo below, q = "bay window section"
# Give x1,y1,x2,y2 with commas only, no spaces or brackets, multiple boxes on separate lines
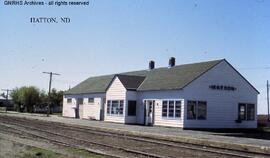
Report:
162,100,182,119
106,100,124,116
168,101,174,117
162,101,168,117
175,101,181,118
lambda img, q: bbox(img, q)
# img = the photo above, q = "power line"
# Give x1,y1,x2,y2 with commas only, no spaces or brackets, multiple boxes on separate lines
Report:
43,72,60,117
238,67,270,70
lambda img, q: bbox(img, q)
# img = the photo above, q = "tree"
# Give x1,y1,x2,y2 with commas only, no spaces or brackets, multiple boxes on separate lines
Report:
10,86,64,114
10,88,22,111
10,86,40,113
50,88,64,112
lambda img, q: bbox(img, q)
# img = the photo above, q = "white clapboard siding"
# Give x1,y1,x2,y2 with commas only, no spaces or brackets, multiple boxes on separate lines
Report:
137,90,185,127
63,93,105,119
83,98,101,120
62,98,76,117
105,77,126,123
182,60,258,128
125,91,137,124
154,99,184,127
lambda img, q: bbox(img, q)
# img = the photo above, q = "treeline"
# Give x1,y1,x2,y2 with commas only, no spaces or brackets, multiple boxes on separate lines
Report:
11,86,63,113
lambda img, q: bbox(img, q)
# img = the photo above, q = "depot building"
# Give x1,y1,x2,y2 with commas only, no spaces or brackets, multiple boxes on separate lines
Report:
63,58,259,128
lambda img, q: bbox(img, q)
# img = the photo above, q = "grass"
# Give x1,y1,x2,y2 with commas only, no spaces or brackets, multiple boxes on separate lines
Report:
19,147,62,158
65,147,105,158
17,146,105,158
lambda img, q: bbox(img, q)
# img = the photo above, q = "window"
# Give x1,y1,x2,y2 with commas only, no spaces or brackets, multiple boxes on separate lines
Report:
88,98,94,104
162,100,182,118
247,104,255,121
187,101,207,120
119,100,124,115
107,100,124,116
111,101,118,114
238,103,246,120
162,101,168,117
77,98,83,105
197,101,207,120
175,101,181,118
187,101,196,120
238,103,255,121
67,98,72,103
128,101,136,116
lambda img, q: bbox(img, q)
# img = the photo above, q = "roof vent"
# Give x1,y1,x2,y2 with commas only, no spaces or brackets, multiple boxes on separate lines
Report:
149,60,155,70
169,57,175,68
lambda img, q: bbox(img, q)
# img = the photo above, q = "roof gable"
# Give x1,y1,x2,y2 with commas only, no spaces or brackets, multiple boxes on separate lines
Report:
116,75,146,90
223,60,259,94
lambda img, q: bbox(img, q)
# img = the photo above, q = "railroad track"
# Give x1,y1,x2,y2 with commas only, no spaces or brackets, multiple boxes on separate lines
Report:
0,115,269,158
0,125,121,158
0,122,164,158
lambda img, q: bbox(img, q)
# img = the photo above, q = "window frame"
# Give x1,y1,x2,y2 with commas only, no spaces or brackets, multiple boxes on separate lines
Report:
187,101,197,120
88,98,94,104
161,99,182,119
187,100,207,120
106,100,124,116
127,100,137,116
197,101,207,120
77,98,84,105
67,98,72,104
238,103,255,121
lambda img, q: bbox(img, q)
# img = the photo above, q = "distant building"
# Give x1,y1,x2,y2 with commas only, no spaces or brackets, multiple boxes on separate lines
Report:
63,58,259,129
0,96,14,111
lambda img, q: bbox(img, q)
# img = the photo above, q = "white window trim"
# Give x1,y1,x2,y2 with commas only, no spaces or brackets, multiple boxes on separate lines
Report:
106,100,124,116
162,99,182,119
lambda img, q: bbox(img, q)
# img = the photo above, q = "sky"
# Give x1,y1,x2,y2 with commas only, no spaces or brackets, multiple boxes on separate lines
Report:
0,0,270,114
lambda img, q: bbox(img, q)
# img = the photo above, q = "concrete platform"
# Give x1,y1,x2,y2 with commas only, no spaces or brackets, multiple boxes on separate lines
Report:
1,111,270,155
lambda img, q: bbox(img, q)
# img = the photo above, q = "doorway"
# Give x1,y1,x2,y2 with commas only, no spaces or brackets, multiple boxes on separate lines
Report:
100,98,106,121
144,100,155,126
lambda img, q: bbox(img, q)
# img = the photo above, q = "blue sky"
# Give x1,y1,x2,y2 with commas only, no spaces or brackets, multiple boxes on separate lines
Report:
0,0,269,114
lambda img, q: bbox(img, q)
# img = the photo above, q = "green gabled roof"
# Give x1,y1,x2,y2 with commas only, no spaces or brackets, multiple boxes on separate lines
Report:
136,59,222,91
65,75,115,94
65,59,223,95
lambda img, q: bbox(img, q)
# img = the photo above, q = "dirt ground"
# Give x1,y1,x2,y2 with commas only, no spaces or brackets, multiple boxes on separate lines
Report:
0,133,104,158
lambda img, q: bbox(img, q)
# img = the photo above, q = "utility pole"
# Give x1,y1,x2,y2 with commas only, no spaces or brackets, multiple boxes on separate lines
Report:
267,80,270,125
43,72,60,117
1,89,13,100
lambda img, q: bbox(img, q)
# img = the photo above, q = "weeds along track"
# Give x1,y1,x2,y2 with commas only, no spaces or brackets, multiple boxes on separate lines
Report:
0,115,268,158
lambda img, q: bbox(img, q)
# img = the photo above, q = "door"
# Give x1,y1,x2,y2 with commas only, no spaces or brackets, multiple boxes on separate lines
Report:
75,98,83,119
144,100,155,126
100,98,106,121
79,104,84,119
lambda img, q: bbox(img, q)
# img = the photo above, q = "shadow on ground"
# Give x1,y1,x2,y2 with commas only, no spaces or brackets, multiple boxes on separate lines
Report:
188,128,270,140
